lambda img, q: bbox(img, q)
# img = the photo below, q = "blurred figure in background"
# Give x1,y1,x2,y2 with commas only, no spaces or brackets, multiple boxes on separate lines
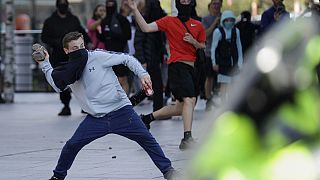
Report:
259,0,290,35
87,4,106,50
235,10,259,57
191,0,207,105
120,0,136,56
190,0,201,21
134,0,167,111
100,0,132,95
202,0,222,111
41,0,91,116
211,10,243,103
120,0,139,95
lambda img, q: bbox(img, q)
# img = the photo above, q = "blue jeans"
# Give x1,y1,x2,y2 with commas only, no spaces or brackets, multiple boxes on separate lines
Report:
53,105,172,179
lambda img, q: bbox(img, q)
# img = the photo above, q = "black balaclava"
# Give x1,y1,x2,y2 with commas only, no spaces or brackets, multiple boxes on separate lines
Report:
241,11,251,22
106,0,117,16
56,0,69,15
175,0,194,22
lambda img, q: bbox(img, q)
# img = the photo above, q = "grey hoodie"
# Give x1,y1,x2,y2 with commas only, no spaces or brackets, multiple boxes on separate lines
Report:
40,50,148,117
210,10,243,68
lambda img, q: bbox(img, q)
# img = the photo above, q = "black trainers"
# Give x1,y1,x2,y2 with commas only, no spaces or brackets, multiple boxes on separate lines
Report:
58,106,71,116
164,169,182,180
179,137,195,150
140,114,151,130
48,175,60,180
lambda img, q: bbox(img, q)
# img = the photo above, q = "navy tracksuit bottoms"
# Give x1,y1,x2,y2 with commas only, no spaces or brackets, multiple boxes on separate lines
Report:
53,105,172,179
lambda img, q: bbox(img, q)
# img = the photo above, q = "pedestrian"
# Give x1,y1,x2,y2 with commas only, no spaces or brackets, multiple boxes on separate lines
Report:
211,10,243,102
33,32,179,180
201,0,222,111
190,0,207,102
133,0,167,111
120,0,136,56
120,0,140,95
41,0,91,116
99,0,132,95
259,0,290,35
235,10,259,58
87,4,106,50
128,0,206,150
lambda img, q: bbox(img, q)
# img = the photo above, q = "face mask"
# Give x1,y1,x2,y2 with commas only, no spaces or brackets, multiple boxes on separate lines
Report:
68,48,88,61
106,0,117,16
176,0,192,22
224,22,234,30
106,6,116,16
57,3,69,14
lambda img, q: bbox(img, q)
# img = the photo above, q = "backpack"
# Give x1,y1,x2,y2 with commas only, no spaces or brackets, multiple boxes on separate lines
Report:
215,26,239,75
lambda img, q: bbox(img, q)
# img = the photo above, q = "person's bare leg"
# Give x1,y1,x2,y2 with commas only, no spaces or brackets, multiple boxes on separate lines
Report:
153,101,183,120
178,97,196,150
219,83,228,103
182,97,196,131
205,77,214,110
141,101,183,129
205,77,213,99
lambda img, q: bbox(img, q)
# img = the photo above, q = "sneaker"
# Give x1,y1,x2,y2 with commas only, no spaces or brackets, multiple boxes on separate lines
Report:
140,114,151,130
179,137,195,150
48,175,60,180
164,169,182,180
58,106,71,116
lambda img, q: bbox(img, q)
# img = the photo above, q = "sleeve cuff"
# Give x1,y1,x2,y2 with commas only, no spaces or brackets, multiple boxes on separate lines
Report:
39,59,50,68
138,71,149,78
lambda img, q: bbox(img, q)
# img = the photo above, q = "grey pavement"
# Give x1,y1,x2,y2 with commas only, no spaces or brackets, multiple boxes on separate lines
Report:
0,93,207,180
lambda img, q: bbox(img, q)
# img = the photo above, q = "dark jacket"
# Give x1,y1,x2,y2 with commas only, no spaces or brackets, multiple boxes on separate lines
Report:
41,11,91,68
235,21,259,55
134,0,166,65
259,6,290,35
134,30,167,65
100,13,131,52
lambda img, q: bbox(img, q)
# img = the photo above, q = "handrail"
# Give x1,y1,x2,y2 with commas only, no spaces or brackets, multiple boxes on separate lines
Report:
1,29,42,34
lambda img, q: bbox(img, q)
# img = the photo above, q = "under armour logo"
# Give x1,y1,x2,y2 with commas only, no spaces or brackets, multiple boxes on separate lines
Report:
89,67,95,72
